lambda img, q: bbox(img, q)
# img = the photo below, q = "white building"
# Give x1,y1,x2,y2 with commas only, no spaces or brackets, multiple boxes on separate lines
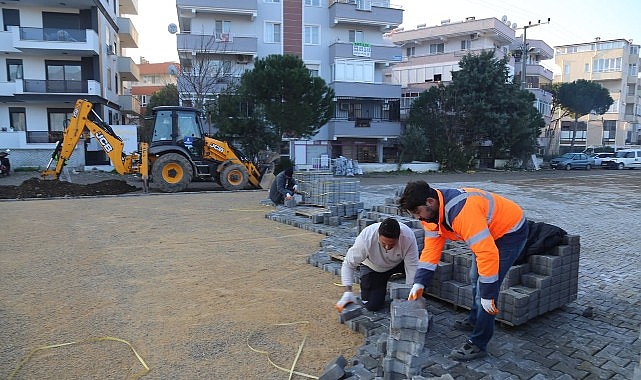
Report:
0,0,141,170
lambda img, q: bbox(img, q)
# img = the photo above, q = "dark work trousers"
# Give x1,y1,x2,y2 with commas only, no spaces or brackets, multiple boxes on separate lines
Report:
359,262,406,311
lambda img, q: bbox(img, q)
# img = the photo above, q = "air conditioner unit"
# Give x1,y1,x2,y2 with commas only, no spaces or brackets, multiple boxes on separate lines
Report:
470,33,480,40
236,55,251,64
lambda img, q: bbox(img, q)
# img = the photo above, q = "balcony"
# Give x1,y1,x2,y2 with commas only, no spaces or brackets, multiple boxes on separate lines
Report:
21,79,101,95
590,71,623,81
329,41,401,62
330,81,400,99
117,17,139,49
177,0,257,20
118,56,140,82
329,0,402,29
6,26,100,56
119,0,139,15
119,95,142,115
328,119,401,138
391,17,516,46
177,33,257,55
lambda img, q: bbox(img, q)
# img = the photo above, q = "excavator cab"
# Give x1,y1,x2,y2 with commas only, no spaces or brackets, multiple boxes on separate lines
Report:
151,107,204,160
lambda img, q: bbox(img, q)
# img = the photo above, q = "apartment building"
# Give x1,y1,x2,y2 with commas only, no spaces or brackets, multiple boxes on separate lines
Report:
0,0,141,170
130,58,179,115
175,0,403,165
553,38,641,153
388,17,517,116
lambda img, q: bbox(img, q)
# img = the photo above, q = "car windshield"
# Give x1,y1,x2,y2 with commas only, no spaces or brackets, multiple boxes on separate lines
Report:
615,151,628,158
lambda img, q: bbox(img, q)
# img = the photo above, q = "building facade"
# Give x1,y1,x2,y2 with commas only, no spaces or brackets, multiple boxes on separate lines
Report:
0,0,141,169
130,59,179,116
553,38,641,154
175,0,404,166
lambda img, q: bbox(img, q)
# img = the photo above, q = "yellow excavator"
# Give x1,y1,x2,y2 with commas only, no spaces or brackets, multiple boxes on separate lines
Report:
41,99,277,192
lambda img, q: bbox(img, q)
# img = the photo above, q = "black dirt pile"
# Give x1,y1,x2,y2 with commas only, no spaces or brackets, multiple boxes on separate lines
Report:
0,178,141,199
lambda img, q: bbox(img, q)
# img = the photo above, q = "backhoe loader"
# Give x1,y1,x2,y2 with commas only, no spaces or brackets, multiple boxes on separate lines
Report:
42,99,277,193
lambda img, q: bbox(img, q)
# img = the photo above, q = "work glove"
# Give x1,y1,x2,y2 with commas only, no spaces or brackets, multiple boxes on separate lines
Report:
293,184,299,192
335,291,357,312
408,283,425,301
481,298,499,315
285,193,293,200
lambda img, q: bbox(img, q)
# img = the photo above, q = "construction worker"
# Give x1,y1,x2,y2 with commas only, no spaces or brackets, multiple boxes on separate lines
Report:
269,167,298,205
335,218,419,312
399,180,528,361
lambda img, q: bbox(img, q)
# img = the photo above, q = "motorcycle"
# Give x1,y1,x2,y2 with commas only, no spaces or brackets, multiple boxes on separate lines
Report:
0,149,10,176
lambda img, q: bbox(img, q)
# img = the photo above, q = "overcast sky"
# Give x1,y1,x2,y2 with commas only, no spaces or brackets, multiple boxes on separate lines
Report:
125,0,640,68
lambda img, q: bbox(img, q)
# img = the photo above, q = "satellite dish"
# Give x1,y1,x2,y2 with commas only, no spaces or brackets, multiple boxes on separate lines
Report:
501,15,508,22
168,23,178,34
168,65,178,75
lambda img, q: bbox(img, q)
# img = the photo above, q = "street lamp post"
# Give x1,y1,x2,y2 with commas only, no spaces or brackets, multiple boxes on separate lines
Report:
520,18,550,90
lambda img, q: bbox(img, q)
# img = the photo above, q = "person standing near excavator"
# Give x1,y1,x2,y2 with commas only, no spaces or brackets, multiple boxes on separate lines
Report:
399,180,528,361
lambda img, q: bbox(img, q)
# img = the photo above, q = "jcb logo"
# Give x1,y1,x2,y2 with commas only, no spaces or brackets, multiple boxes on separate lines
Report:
95,132,113,153
211,144,224,153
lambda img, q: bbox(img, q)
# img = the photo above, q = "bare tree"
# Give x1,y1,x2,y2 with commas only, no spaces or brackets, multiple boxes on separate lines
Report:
176,30,247,112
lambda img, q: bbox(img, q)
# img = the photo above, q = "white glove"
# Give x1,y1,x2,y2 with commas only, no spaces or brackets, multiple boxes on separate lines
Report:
293,184,299,192
285,193,293,200
335,291,357,312
481,298,499,315
408,283,425,301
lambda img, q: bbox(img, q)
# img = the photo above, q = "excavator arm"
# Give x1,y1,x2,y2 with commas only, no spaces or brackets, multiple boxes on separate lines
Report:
42,99,149,190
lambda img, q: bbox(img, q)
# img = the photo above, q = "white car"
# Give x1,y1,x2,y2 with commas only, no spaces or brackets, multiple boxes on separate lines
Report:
591,152,615,166
602,149,641,170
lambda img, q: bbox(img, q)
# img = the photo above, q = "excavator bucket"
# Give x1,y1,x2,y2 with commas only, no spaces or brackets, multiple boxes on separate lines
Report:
258,151,280,190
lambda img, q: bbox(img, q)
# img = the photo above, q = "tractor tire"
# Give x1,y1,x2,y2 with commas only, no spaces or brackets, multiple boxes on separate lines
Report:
220,164,249,191
152,153,193,193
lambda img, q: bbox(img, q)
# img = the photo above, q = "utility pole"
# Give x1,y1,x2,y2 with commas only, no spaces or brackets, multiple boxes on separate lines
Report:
520,18,550,90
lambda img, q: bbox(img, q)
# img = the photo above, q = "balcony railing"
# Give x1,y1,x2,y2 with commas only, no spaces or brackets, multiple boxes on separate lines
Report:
20,27,86,42
23,79,88,93
27,131,63,144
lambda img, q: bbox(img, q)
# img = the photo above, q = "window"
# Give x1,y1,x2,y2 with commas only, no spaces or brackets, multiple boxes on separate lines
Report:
265,22,281,43
107,67,112,90
629,63,638,77
406,47,415,57
47,109,73,143
348,30,364,43
461,40,471,50
603,120,616,143
584,63,590,73
429,43,444,54
304,25,319,45
6,59,23,82
3,9,19,31
215,20,231,34
305,0,320,5
9,107,26,132
592,57,622,72
564,63,570,75
46,62,82,92
264,0,280,2
333,59,375,83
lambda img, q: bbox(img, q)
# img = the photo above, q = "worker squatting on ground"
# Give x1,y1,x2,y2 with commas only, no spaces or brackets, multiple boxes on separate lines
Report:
268,167,298,205
399,180,529,361
335,218,419,312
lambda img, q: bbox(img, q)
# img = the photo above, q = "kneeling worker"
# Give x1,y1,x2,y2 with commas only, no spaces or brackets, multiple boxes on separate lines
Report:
335,218,419,312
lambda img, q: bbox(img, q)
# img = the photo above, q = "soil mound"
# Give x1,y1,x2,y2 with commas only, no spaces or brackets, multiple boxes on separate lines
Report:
0,178,140,199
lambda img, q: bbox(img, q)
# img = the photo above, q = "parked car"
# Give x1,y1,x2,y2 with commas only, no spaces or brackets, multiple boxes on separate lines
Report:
602,149,641,170
591,152,615,166
549,153,594,170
